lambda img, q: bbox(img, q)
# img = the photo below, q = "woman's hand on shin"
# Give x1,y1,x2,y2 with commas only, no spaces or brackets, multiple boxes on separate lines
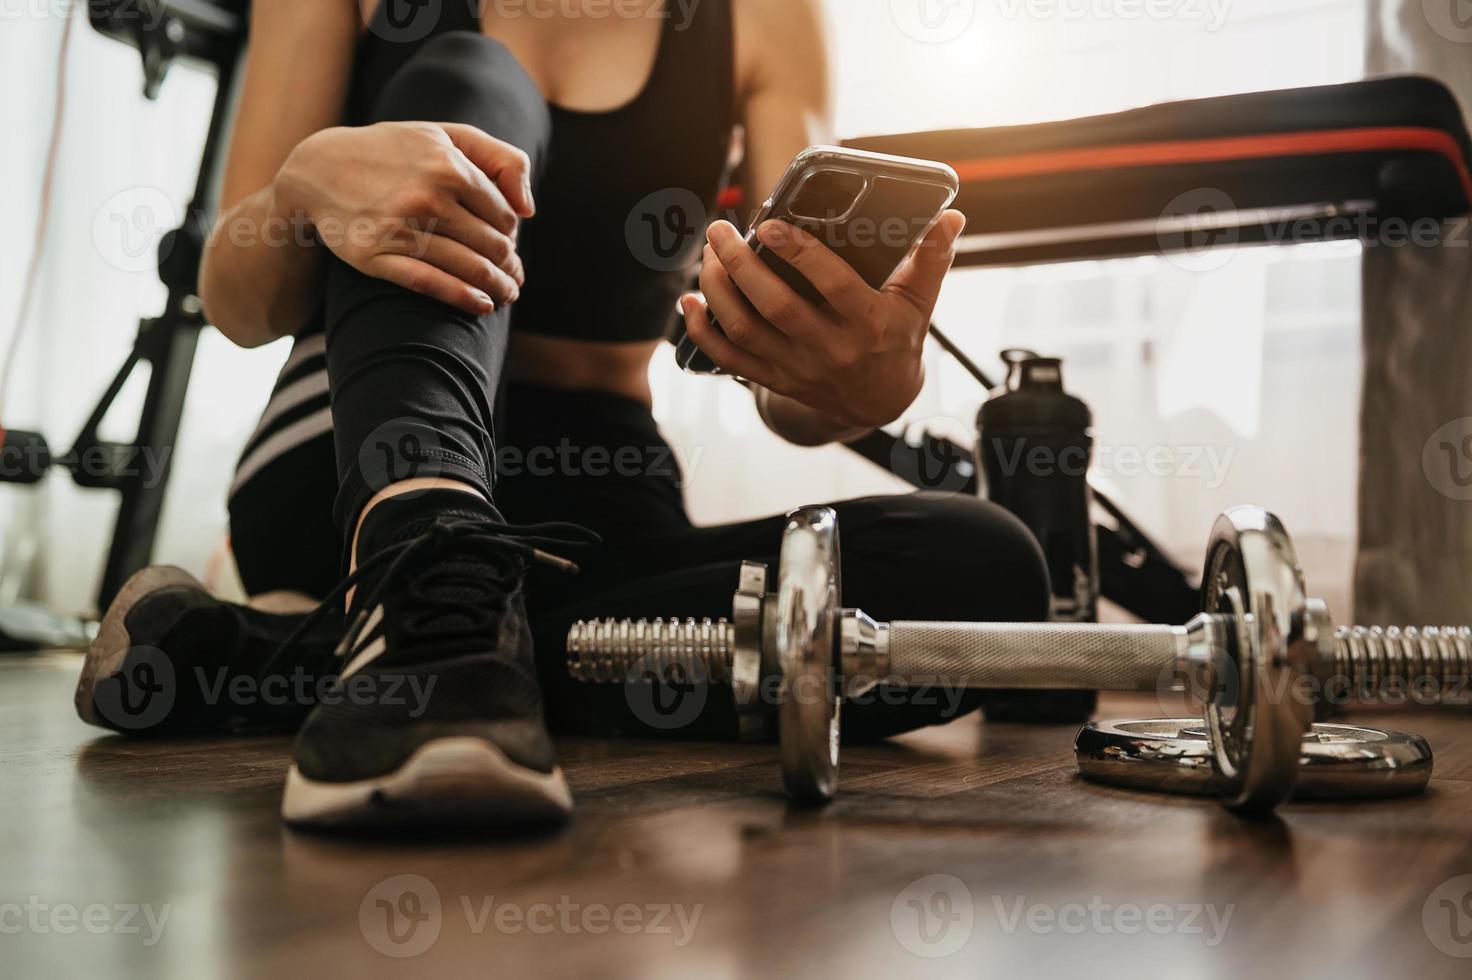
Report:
275,121,536,316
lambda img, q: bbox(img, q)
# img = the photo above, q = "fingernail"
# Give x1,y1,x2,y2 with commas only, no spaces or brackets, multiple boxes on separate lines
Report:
473,289,494,311
757,221,787,246
522,175,535,214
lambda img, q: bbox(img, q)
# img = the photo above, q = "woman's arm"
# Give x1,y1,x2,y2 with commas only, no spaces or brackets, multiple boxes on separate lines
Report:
200,0,534,348
199,0,358,347
683,0,964,443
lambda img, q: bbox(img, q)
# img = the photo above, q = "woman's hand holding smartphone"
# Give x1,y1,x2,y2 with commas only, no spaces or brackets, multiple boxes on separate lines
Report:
676,147,965,430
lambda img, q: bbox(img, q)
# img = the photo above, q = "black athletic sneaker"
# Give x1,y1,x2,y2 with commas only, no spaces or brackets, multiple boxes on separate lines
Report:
75,567,342,736
280,491,598,832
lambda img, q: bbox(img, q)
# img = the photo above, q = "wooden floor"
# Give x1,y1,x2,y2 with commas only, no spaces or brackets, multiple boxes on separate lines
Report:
4,653,1472,978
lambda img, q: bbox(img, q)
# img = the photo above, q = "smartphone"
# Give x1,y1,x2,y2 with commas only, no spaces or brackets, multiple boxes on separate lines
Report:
675,146,961,375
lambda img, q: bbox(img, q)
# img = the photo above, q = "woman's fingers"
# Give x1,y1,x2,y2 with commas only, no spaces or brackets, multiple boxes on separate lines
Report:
752,220,874,322
705,222,828,344
680,295,786,389
884,209,965,314
448,149,521,238
364,253,496,317
441,123,536,218
698,247,797,364
433,205,525,287
412,233,521,306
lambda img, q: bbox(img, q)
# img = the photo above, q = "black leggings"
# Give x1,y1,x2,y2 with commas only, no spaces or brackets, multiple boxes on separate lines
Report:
231,33,1052,740
325,31,551,533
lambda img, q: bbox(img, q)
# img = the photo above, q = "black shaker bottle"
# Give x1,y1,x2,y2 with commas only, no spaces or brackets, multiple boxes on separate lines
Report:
976,351,1100,723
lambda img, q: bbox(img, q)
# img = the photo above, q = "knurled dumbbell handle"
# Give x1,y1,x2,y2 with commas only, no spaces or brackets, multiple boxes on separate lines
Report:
882,621,1186,692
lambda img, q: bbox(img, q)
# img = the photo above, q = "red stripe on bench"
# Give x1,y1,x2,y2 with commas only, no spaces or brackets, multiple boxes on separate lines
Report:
947,126,1472,204
715,186,744,211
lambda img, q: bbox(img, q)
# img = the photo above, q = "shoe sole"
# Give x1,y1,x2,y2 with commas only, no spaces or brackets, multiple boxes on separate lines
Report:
281,737,574,831
74,565,203,731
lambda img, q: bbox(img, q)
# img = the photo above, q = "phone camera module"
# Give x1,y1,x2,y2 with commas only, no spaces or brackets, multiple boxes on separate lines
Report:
787,169,867,223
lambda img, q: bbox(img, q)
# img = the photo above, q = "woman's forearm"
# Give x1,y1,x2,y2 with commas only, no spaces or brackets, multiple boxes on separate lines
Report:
754,386,874,448
199,168,326,349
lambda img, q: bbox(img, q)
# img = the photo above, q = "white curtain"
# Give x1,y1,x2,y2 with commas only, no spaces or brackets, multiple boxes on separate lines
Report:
0,5,288,613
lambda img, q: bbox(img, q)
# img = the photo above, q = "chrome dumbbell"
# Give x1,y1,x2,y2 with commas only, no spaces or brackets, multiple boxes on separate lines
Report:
567,505,1468,813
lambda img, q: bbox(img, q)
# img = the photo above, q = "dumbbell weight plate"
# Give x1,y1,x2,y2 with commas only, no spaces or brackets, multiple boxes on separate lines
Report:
777,507,843,804
1198,507,1328,812
1076,719,1433,800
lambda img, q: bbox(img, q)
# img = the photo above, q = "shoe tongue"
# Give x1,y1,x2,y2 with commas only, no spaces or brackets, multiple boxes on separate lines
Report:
351,490,517,636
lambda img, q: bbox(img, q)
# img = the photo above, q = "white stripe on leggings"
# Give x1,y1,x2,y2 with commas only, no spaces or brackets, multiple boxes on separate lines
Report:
230,406,335,499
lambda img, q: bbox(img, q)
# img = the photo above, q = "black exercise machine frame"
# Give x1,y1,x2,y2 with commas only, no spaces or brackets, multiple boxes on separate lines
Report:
79,0,246,607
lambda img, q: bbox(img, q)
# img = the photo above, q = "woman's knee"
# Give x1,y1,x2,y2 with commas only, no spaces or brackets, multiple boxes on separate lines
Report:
837,493,1050,623
372,31,551,148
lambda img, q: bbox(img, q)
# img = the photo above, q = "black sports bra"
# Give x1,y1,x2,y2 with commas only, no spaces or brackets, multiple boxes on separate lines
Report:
348,0,736,343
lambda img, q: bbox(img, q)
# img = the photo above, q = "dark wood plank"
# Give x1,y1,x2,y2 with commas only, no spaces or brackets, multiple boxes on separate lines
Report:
3,654,1472,978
